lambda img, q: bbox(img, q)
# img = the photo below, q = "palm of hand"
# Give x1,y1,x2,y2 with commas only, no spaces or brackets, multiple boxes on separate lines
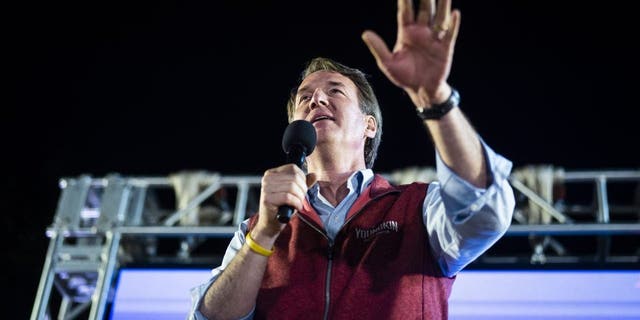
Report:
386,25,452,96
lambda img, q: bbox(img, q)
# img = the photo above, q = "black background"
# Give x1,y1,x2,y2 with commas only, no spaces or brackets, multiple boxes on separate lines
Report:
7,1,640,318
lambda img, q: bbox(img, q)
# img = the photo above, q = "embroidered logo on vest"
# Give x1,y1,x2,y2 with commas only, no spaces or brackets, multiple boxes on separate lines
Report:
354,221,399,242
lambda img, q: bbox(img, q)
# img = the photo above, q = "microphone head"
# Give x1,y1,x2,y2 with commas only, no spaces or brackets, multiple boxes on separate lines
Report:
282,120,317,155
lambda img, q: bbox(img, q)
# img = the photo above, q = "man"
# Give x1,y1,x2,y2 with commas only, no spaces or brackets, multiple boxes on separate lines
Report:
189,0,515,319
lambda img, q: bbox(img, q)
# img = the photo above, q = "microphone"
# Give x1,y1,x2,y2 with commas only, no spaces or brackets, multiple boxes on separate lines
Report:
276,120,317,223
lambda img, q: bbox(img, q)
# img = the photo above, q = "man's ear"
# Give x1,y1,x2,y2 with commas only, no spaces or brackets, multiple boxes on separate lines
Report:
364,115,377,138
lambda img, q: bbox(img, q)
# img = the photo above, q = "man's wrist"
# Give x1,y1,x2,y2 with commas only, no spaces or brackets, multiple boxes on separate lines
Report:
416,87,460,120
245,232,274,257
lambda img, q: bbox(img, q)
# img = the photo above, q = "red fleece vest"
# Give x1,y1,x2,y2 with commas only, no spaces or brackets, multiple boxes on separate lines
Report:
248,174,455,320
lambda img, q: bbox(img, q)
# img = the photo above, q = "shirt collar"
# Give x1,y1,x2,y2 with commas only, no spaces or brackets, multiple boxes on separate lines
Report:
308,169,374,200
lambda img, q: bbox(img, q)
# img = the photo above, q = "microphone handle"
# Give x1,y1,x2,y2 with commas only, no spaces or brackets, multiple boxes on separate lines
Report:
275,145,306,223
276,205,295,223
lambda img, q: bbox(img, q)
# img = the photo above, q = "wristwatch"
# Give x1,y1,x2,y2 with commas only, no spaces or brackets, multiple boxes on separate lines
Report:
416,87,460,120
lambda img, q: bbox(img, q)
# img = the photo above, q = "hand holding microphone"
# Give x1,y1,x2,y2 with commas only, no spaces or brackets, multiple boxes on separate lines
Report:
275,120,317,223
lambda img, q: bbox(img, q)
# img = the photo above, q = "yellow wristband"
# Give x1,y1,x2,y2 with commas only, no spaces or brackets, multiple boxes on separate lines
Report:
245,232,274,257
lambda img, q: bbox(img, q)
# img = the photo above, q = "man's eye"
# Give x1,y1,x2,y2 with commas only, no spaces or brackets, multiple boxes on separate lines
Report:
299,96,311,101
330,88,344,95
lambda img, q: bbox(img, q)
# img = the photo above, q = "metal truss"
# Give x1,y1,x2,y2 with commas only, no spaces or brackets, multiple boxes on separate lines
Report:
31,168,640,319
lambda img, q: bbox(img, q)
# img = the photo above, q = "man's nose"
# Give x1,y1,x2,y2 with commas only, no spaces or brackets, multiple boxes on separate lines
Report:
310,89,328,109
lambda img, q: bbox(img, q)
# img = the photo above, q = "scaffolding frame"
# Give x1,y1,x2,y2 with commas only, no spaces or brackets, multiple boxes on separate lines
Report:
30,168,640,320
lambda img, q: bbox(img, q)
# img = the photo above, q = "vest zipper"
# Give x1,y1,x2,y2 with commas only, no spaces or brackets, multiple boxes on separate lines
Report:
296,215,333,320
297,188,397,319
323,242,334,320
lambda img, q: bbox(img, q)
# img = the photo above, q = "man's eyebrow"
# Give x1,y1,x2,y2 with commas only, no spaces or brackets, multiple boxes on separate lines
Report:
297,80,347,95
296,85,310,95
327,81,347,88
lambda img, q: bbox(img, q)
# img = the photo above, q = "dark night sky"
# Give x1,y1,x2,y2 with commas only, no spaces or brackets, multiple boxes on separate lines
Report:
6,1,640,318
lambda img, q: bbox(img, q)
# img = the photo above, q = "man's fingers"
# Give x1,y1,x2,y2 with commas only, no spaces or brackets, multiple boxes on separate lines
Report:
362,30,392,66
416,0,435,25
263,164,308,201
259,165,308,226
443,10,461,46
433,0,451,31
397,0,414,26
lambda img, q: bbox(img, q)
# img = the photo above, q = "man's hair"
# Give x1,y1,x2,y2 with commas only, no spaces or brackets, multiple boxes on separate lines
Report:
286,57,383,169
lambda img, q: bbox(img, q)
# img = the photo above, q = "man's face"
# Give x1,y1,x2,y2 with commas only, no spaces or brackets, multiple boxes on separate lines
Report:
293,71,374,153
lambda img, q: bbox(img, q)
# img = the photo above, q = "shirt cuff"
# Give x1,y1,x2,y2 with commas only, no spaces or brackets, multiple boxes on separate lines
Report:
435,138,513,222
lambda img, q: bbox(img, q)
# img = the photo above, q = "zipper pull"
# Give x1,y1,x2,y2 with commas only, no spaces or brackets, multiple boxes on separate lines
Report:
327,242,334,260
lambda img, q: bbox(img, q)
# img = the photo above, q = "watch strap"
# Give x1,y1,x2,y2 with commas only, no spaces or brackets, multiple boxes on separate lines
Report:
416,88,460,120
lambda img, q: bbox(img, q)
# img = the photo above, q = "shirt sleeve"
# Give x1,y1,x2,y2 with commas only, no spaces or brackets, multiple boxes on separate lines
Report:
186,220,255,320
423,139,515,277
